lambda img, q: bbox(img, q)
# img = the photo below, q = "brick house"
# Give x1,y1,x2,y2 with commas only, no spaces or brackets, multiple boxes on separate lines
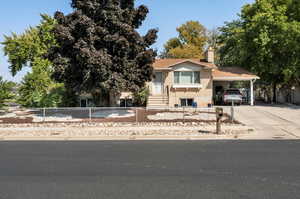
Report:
143,49,259,108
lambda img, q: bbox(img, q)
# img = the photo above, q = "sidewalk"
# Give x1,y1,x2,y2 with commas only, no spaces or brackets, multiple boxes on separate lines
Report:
0,123,252,141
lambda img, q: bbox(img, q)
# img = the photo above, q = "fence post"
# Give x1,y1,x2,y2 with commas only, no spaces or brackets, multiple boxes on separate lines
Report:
216,107,223,134
89,107,92,122
231,101,235,122
43,108,46,122
135,108,138,124
182,106,185,124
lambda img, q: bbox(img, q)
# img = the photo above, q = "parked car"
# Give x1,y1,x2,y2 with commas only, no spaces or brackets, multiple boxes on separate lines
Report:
223,89,243,105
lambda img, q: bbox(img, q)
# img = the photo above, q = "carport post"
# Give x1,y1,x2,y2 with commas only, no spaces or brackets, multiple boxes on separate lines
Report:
250,80,254,106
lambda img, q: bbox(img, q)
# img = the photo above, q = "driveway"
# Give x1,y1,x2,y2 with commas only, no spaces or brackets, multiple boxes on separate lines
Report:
233,104,300,139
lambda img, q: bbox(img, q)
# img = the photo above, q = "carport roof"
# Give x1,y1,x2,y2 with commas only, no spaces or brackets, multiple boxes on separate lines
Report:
213,67,259,81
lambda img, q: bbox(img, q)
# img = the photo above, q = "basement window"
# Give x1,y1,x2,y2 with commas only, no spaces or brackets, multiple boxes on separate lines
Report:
120,98,133,107
180,98,194,107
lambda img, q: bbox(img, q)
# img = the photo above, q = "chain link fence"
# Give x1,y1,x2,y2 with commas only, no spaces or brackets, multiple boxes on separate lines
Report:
0,106,236,124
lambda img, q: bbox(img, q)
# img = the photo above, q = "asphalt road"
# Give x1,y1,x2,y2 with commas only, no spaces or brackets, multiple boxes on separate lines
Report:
0,141,300,199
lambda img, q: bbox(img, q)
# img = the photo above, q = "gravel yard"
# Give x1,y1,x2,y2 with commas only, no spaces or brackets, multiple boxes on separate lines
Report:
0,122,251,138
0,108,249,139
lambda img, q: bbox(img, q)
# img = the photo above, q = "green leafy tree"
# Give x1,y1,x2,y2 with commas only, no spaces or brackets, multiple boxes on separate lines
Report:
161,21,207,58
218,20,245,67
132,86,150,107
2,14,69,107
47,0,158,106
0,77,15,110
3,14,57,75
219,0,300,102
17,59,65,107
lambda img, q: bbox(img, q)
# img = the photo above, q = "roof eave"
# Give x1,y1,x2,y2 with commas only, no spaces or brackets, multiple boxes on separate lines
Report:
213,76,260,81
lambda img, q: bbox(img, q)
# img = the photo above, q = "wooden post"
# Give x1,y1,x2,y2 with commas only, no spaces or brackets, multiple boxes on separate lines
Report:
216,107,223,134
136,108,138,124
43,108,46,122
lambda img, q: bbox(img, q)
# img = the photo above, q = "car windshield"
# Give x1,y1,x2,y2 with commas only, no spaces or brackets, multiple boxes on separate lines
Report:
226,90,241,95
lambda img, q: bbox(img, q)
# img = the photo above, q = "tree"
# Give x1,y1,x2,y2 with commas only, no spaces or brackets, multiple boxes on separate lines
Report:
17,59,65,107
207,28,220,50
207,28,221,63
2,14,69,107
3,14,57,75
218,20,245,67
47,0,158,106
161,21,207,58
218,0,300,102
132,86,149,107
0,77,15,110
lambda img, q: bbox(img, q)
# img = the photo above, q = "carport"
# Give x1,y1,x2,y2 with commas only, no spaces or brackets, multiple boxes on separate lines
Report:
212,67,260,106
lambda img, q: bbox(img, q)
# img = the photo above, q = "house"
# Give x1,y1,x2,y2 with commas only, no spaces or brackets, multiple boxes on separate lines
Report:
79,48,260,107
144,48,259,108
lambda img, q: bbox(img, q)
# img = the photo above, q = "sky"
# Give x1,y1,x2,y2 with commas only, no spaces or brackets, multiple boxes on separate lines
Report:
0,0,254,82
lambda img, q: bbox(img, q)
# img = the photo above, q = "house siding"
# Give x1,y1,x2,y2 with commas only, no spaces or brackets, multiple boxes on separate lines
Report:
143,63,214,107
167,68,213,107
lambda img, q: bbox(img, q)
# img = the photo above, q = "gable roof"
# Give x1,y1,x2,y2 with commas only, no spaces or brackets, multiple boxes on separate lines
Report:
213,67,259,80
153,59,259,80
153,59,217,69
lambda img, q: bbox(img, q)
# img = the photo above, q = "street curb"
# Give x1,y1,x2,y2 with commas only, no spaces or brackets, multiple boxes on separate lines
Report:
0,136,298,141
0,135,241,141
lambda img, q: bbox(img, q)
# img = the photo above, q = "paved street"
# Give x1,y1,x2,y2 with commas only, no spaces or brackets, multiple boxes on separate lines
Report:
234,105,300,139
0,141,300,199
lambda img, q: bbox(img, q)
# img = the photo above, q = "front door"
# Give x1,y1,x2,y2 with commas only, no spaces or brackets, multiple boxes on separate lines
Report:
153,72,163,95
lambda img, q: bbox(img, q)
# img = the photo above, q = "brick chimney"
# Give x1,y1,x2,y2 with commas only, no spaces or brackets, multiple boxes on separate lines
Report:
205,47,214,63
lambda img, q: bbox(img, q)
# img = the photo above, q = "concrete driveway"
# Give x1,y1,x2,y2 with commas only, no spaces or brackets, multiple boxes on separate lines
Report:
233,105,300,139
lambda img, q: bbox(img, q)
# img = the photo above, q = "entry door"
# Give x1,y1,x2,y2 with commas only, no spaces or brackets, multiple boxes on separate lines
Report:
153,72,163,95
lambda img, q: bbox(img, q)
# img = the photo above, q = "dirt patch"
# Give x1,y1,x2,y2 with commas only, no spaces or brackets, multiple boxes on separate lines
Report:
0,117,33,124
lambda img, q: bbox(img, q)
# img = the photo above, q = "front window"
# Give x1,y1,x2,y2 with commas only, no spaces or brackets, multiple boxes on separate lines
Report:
174,71,200,84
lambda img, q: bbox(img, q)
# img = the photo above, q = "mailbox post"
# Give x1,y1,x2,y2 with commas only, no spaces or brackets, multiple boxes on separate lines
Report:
215,107,223,134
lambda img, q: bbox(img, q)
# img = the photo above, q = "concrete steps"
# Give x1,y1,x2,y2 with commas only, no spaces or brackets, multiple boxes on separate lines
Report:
147,95,169,108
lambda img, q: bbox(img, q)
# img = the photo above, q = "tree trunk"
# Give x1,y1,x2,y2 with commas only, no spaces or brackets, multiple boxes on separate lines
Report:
272,83,277,103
